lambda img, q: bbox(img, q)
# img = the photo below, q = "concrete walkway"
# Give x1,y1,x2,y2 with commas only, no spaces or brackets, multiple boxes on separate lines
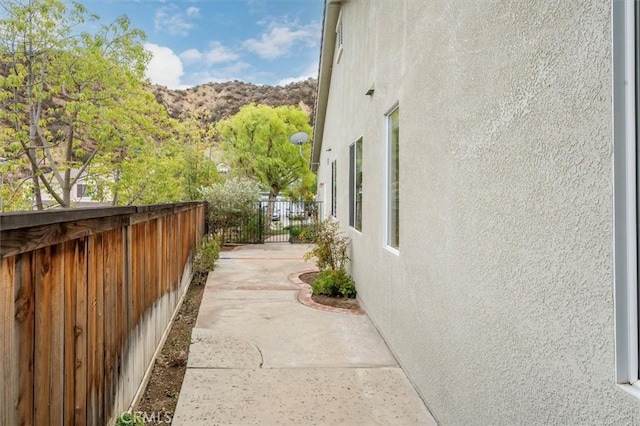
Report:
173,244,437,425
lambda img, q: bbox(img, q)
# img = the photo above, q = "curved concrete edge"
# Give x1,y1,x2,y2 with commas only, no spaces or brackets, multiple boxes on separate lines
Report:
288,269,365,315
188,328,264,369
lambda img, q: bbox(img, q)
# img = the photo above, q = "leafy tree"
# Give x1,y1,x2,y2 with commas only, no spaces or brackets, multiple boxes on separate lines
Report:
199,177,261,242
282,171,317,202
215,103,315,204
175,113,221,201
0,0,152,209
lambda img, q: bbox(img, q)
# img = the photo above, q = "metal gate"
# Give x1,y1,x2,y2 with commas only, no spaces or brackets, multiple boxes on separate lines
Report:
216,200,322,244
260,200,321,243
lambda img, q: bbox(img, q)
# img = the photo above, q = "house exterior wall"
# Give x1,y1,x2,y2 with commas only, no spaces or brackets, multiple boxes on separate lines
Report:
314,0,640,424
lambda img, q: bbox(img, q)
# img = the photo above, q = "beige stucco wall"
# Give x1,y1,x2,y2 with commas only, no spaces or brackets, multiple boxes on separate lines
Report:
315,0,640,424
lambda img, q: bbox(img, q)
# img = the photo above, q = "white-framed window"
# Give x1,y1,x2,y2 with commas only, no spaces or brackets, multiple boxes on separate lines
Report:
76,183,87,198
385,105,400,251
349,138,363,231
335,10,344,64
331,160,337,217
613,0,639,395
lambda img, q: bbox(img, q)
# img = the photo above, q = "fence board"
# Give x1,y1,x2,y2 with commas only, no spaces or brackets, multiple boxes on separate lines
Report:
74,239,88,426
34,248,51,425
1,256,16,426
95,234,105,426
0,203,204,424
103,230,116,424
63,241,76,425
49,245,65,425
15,253,35,426
87,234,99,425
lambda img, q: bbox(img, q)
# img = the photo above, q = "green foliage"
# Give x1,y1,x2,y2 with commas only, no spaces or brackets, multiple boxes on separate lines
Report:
282,172,317,202
193,236,221,283
215,104,315,201
0,0,154,209
303,219,350,271
115,412,145,426
200,177,261,241
312,269,357,298
289,224,317,243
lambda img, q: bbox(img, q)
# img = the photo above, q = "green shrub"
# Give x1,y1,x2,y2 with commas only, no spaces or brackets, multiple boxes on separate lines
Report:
193,236,221,283
312,268,357,298
290,224,317,243
303,219,349,271
199,177,261,241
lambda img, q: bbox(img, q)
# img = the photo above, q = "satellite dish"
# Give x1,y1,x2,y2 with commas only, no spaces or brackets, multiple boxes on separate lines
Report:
289,131,309,146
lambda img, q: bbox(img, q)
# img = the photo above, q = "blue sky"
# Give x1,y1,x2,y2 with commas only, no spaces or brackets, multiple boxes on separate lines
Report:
83,0,324,88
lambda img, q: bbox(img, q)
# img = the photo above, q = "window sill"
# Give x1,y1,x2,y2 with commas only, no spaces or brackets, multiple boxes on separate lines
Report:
384,245,399,256
617,383,640,400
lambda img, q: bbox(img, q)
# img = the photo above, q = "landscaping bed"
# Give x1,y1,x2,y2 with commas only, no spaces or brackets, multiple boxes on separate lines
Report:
134,274,205,425
299,271,360,310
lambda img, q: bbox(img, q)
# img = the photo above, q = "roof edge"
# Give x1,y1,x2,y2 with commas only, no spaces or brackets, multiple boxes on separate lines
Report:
311,0,343,172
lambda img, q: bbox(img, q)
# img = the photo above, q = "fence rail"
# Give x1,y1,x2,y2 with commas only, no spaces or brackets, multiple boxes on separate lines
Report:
0,202,205,425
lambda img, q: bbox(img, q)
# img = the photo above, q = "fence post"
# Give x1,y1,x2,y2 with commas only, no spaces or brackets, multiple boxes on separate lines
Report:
258,203,263,243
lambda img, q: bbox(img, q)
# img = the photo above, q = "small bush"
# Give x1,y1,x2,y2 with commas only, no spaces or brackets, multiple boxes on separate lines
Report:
303,219,349,271
200,177,262,242
290,224,317,243
193,236,220,283
312,269,357,298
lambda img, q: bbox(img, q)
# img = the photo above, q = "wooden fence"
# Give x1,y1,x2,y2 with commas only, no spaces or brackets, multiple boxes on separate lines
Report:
0,202,205,425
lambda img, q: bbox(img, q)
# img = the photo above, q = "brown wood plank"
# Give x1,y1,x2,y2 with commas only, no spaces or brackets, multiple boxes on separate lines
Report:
63,241,76,426
132,224,140,327
86,235,99,426
15,252,35,426
166,216,172,296
74,238,88,426
114,227,125,415
102,230,115,421
1,215,130,258
95,234,105,426
49,244,65,425
34,247,51,425
172,215,179,290
1,256,16,426
152,220,159,306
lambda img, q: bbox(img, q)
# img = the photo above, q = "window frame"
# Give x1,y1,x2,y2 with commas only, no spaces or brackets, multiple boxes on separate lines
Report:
335,10,344,64
613,0,640,395
349,138,363,231
385,104,400,252
331,160,337,217
76,183,87,198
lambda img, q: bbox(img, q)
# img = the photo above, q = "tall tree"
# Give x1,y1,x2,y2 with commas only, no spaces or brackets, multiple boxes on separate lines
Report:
215,103,314,204
0,0,151,209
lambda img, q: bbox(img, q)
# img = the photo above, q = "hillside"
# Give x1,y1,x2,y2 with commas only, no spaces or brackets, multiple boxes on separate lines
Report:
149,78,318,125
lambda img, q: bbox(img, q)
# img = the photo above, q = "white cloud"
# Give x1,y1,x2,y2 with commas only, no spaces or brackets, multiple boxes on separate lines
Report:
154,5,199,37
188,71,241,85
144,43,185,89
185,6,199,17
277,61,318,86
204,42,239,64
179,42,239,66
179,48,203,63
243,20,320,60
186,62,251,86
220,61,251,75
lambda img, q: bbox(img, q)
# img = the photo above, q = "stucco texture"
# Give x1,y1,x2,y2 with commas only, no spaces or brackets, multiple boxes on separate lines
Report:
315,0,640,424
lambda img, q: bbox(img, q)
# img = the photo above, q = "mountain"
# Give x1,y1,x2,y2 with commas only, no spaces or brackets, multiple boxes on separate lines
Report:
149,78,318,125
